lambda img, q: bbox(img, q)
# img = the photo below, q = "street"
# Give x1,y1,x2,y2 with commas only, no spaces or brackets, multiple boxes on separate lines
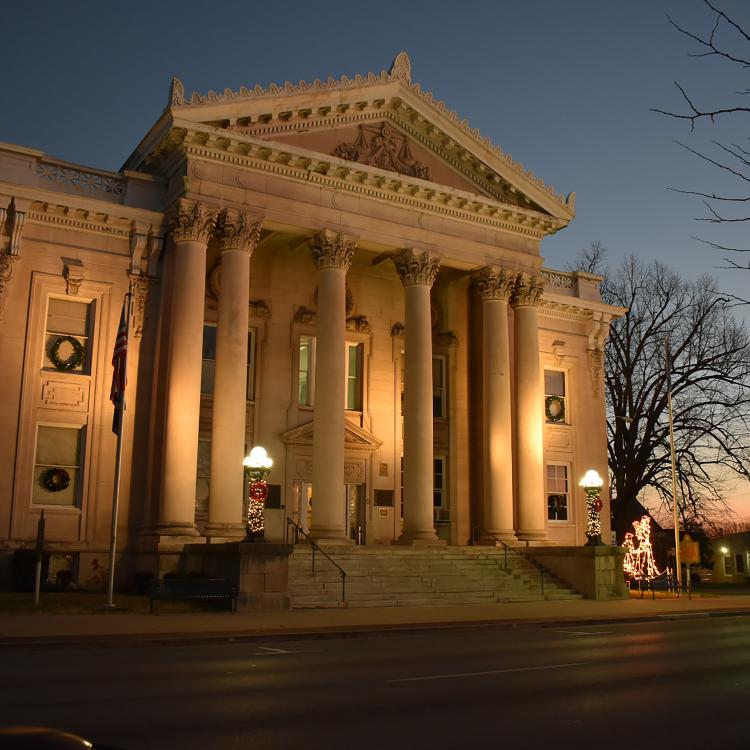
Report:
2,616,750,749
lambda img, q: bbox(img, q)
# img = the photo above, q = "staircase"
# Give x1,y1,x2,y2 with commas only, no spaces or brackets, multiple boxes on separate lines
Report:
288,545,583,609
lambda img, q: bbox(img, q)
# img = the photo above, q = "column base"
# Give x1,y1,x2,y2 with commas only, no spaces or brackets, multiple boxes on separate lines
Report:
478,529,516,545
204,523,247,541
308,526,352,547
515,529,548,543
152,523,201,538
395,529,445,546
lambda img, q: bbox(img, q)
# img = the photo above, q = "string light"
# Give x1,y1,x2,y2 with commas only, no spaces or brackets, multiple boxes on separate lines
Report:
622,515,663,582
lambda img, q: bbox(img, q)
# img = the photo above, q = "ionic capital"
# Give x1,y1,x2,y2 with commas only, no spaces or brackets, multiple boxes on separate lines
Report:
512,272,544,307
310,229,357,271
474,266,514,301
393,248,440,287
218,210,263,253
169,199,219,245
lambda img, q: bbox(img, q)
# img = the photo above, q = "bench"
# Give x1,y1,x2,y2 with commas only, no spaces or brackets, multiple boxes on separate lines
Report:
148,577,238,614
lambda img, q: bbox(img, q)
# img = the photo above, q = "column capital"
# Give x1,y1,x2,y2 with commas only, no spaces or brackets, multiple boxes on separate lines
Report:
169,199,220,245
310,229,357,271
394,248,440,287
474,266,514,301
512,272,544,307
218,209,263,253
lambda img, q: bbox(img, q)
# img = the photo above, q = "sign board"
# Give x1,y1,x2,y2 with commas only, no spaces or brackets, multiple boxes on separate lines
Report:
680,534,700,565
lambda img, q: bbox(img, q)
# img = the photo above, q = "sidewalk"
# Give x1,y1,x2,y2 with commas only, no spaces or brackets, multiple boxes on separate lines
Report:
3,594,750,645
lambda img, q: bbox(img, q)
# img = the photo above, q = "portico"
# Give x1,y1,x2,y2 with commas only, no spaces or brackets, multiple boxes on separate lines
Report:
0,52,625,588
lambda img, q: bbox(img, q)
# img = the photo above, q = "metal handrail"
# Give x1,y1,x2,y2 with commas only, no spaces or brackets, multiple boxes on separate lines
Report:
286,517,346,604
472,525,545,597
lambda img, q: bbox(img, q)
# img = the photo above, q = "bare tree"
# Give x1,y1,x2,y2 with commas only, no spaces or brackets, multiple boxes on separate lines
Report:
652,1,750,271
600,256,750,532
566,241,607,275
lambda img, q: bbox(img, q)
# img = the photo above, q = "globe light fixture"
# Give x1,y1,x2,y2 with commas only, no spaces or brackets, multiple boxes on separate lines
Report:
243,446,273,540
579,469,604,546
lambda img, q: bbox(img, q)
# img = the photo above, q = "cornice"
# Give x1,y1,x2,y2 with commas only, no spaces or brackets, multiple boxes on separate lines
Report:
165,124,562,240
166,53,573,219
540,292,627,322
0,182,164,241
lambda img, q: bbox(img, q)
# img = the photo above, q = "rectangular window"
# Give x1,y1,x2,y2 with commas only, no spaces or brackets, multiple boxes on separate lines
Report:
346,342,363,411
736,554,745,574
298,335,315,406
32,425,84,507
201,325,256,399
724,556,735,575
546,464,569,521
433,356,446,419
544,369,566,424
44,297,91,373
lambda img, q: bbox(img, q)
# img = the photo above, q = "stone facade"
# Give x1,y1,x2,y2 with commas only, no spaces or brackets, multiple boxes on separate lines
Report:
0,53,624,588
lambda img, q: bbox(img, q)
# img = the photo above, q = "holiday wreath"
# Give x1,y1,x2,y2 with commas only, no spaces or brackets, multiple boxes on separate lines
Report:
48,335,85,371
545,395,565,422
42,467,71,493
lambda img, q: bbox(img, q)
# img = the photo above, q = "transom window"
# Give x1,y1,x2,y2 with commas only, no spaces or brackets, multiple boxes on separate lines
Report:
32,424,84,507
44,297,91,373
546,463,569,521
544,369,567,424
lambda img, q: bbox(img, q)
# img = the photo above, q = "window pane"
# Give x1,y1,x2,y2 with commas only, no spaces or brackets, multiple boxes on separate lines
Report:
36,426,80,466
299,372,309,405
33,426,82,507
201,360,215,395
202,325,217,360
47,298,89,337
246,330,256,401
432,358,443,388
545,370,565,396
547,494,568,521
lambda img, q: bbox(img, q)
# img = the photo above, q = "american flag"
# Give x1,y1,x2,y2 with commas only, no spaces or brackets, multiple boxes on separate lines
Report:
111,300,128,436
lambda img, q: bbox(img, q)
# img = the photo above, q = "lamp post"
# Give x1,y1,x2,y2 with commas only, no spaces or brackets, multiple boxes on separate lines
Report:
580,469,604,546
243,446,272,541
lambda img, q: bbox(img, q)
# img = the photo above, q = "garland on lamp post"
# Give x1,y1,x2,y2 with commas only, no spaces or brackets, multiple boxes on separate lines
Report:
579,469,604,546
243,447,273,540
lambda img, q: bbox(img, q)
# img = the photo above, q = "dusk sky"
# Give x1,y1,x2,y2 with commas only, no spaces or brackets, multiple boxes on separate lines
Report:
2,0,749,515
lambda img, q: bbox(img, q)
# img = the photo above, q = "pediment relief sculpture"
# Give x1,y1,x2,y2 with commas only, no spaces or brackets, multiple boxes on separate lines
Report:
333,123,430,180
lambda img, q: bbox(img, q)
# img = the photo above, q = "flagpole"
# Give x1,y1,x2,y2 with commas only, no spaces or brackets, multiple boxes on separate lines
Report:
666,336,682,593
106,291,131,608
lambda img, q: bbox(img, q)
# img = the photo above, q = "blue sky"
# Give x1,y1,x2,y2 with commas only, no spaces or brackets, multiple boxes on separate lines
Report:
2,1,749,513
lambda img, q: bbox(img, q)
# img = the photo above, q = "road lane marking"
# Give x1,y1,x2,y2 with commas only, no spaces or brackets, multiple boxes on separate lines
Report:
555,630,612,636
254,646,321,655
387,661,589,683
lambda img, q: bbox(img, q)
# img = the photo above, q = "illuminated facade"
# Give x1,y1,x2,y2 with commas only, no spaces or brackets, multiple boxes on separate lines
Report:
0,53,624,586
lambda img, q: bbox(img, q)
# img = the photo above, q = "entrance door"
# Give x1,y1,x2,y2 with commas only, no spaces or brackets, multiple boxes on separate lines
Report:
346,484,366,544
293,481,313,536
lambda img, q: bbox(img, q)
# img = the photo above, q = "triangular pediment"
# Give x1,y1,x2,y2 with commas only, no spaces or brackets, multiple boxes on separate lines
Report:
280,419,383,453
129,53,574,223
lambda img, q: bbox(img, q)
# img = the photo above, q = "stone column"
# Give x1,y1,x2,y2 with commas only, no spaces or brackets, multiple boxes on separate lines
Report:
394,248,441,544
512,272,547,542
474,267,515,542
158,200,218,536
309,230,357,544
206,211,262,539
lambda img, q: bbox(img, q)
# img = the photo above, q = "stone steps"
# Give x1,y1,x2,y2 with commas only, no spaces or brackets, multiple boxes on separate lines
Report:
288,545,582,609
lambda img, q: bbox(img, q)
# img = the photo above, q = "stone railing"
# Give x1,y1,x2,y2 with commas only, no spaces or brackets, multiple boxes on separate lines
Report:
37,159,125,199
541,269,575,290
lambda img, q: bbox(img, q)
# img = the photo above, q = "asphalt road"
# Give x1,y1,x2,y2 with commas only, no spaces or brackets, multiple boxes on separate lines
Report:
2,616,750,749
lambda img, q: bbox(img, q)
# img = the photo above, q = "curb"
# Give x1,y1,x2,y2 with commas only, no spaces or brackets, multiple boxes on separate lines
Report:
2,607,750,648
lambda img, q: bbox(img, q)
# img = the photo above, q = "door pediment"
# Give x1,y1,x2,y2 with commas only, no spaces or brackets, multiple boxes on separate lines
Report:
281,419,383,454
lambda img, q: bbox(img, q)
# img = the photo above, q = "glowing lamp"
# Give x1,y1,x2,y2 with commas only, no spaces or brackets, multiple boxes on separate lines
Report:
579,470,604,489
720,546,729,554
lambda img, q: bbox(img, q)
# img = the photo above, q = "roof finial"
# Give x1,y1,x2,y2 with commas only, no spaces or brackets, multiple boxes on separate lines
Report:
169,76,186,107
389,52,411,84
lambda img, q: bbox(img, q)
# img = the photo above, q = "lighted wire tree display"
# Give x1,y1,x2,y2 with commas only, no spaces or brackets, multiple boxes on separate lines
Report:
243,446,273,540
622,515,663,584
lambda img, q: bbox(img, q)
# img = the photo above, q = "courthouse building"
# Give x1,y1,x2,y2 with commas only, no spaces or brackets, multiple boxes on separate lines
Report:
0,53,623,586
